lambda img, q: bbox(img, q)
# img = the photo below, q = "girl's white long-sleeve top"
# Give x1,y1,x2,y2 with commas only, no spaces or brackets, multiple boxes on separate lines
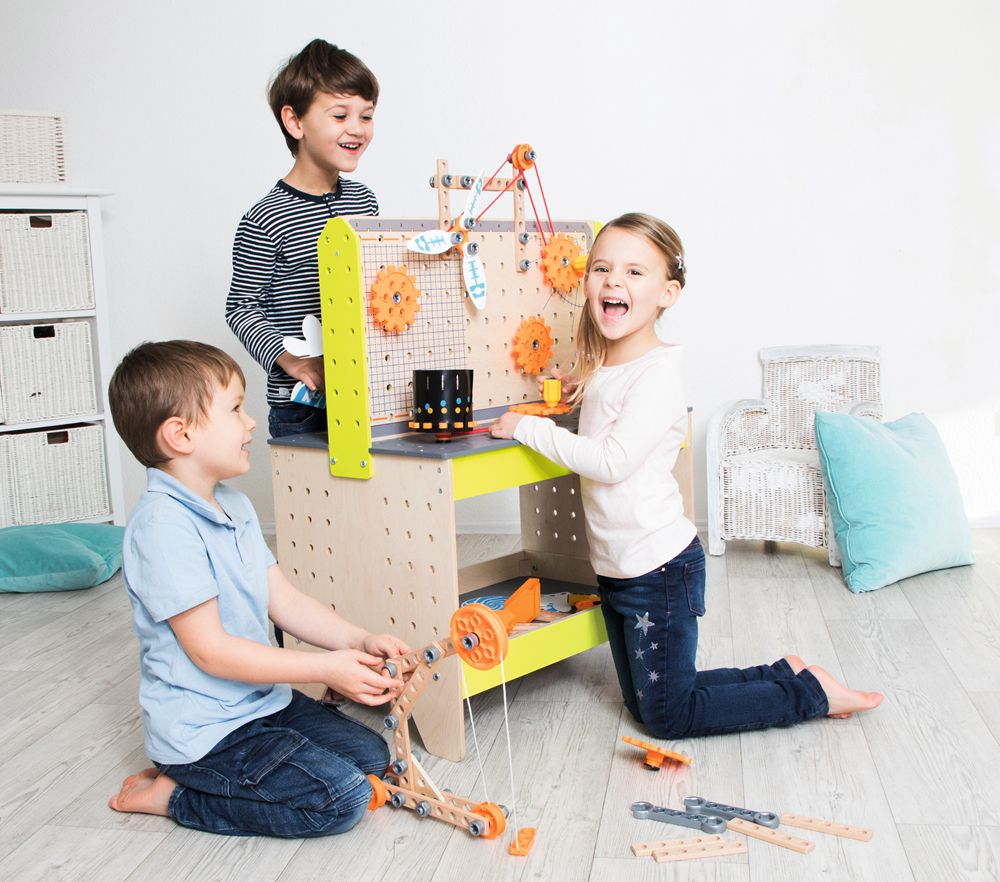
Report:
513,344,696,579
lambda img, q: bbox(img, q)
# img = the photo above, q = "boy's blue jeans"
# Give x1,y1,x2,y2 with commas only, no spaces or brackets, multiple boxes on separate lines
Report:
597,536,829,738
155,690,389,838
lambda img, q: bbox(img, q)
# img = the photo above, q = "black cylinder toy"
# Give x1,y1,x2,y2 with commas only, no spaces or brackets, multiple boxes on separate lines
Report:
410,369,475,432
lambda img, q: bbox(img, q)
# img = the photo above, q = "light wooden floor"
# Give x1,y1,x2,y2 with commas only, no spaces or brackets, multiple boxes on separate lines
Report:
2,531,1000,881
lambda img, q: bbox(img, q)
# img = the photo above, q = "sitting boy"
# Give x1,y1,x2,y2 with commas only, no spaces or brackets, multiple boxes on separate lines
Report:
107,340,408,837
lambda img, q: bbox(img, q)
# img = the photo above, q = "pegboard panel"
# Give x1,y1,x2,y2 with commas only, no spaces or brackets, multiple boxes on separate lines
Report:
271,442,467,758
348,218,591,425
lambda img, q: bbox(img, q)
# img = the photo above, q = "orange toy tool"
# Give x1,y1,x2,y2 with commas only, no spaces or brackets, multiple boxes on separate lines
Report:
622,736,693,770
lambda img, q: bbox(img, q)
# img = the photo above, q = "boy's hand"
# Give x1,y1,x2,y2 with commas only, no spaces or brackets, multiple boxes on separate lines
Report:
276,352,325,393
363,632,411,659
322,649,404,706
489,410,525,440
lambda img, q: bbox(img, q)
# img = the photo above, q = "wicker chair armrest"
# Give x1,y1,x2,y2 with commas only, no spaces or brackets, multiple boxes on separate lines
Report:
708,398,775,458
842,401,883,421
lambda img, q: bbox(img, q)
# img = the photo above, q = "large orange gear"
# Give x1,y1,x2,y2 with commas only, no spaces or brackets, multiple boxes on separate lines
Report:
511,315,554,375
540,233,584,293
369,264,421,334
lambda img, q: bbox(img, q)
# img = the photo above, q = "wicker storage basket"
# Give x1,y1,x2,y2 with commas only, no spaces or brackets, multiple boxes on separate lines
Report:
0,321,98,424
0,112,67,184
0,212,94,313
0,424,110,525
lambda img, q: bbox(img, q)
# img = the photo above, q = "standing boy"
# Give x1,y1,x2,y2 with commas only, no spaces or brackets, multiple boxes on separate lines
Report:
107,340,409,837
226,38,379,439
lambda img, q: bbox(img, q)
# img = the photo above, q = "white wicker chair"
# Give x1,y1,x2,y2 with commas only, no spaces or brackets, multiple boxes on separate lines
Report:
707,345,881,565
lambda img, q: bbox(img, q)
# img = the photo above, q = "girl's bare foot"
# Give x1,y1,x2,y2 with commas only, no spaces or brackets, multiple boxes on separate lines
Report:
108,768,176,816
784,654,806,675
807,665,883,719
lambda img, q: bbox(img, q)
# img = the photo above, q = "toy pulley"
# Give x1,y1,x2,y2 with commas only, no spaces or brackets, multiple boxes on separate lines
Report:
450,577,541,670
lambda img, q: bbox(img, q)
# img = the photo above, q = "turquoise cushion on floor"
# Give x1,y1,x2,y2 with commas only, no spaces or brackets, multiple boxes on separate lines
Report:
815,411,974,592
0,523,125,592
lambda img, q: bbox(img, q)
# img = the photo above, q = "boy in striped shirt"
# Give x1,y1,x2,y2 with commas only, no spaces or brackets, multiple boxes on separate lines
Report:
226,39,379,439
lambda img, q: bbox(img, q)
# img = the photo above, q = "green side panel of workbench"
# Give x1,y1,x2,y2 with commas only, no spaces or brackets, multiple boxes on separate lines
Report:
317,218,372,479
452,445,570,500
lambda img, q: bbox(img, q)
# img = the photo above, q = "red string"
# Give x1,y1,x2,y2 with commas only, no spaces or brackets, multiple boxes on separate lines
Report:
523,179,547,247
534,163,555,237
483,156,509,190
476,169,524,223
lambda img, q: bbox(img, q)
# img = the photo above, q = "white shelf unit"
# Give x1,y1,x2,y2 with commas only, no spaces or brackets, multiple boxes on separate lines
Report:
0,190,124,527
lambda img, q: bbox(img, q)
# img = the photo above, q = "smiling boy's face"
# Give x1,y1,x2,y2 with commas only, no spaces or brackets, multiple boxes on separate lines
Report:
287,91,374,178
187,373,256,484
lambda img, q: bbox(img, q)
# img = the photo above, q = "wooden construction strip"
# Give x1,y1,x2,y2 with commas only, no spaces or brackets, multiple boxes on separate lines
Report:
632,834,723,857
727,817,815,854
652,840,747,863
780,813,873,841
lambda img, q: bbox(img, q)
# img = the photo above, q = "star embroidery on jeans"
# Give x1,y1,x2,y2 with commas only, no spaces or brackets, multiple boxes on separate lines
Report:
649,642,658,651
636,689,644,700
634,612,654,636
634,647,646,661
648,670,660,684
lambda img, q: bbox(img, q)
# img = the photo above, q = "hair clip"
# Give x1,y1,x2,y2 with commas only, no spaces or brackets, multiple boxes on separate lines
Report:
676,254,684,272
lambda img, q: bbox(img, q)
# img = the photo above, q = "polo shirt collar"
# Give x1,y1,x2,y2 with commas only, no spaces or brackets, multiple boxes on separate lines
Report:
145,468,249,528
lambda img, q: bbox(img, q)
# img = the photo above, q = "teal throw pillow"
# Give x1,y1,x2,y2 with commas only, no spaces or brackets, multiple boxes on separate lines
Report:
815,411,974,592
0,523,125,592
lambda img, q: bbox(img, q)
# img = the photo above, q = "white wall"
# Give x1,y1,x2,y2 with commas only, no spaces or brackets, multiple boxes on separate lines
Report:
3,0,998,529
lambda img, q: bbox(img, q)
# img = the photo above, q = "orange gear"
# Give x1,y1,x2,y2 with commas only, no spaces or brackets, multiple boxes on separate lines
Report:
509,143,536,172
451,603,508,671
540,233,584,293
369,264,421,334
508,402,570,416
473,802,507,840
511,316,554,375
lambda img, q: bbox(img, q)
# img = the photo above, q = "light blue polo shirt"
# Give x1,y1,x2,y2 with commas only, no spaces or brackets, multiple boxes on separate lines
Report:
122,468,292,764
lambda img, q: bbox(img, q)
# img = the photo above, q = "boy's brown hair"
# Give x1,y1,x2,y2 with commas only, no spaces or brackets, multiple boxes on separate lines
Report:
268,38,379,156
108,340,246,468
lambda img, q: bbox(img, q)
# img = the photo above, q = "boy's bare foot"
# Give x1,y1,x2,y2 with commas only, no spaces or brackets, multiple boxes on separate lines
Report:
108,768,176,816
784,654,806,675
807,665,883,719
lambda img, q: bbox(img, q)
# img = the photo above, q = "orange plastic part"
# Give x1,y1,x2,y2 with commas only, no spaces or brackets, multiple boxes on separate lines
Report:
511,315,554,375
369,265,421,333
366,774,388,810
508,402,571,416
540,233,584,293
508,826,538,856
621,735,693,769
473,802,508,840
509,143,536,172
450,578,541,670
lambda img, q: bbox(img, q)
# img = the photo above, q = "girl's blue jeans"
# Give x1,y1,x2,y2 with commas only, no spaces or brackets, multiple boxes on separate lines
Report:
154,690,389,838
597,536,829,738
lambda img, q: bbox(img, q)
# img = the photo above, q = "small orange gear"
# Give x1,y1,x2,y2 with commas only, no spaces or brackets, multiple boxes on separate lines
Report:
511,316,554,375
540,233,584,293
369,264,421,334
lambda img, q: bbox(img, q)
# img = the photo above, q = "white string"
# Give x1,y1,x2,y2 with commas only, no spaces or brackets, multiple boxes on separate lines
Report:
460,665,491,805
499,656,520,848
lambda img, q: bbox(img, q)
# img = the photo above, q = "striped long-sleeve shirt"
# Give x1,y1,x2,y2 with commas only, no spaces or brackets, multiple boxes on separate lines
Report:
225,178,379,407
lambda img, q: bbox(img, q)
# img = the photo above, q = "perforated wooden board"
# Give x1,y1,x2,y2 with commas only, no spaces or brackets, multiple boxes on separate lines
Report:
345,218,591,424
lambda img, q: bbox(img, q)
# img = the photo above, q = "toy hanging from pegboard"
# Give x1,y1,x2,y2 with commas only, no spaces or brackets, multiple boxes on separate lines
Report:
511,315,554,375
369,264,422,334
406,145,587,308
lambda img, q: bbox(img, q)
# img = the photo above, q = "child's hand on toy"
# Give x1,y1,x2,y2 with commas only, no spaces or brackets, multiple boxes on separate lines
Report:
489,411,525,440
322,649,405,706
276,352,326,393
362,632,411,659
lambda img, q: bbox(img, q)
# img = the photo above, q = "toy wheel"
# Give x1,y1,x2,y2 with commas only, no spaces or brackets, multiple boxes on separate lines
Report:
511,316,554,375
473,802,508,840
369,264,421,334
450,604,508,670
366,774,388,810
540,233,584,293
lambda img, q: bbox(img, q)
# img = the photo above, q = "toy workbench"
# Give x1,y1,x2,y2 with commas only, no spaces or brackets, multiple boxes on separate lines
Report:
269,162,693,761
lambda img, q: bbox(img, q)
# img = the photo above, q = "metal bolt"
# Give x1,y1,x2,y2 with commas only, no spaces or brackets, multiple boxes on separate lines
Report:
469,820,485,837
423,646,442,663
516,178,526,191
384,661,398,678
432,672,441,681
518,259,532,272
390,792,406,808
466,242,479,256
428,175,436,187
415,800,432,817
517,232,530,244
383,715,398,730
461,633,480,650
390,759,408,776
450,231,463,246
526,150,537,161
460,175,474,187
360,459,368,468
441,174,454,186
330,457,337,465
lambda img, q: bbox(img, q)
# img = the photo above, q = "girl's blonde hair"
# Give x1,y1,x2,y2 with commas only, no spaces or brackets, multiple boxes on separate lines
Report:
570,212,685,403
